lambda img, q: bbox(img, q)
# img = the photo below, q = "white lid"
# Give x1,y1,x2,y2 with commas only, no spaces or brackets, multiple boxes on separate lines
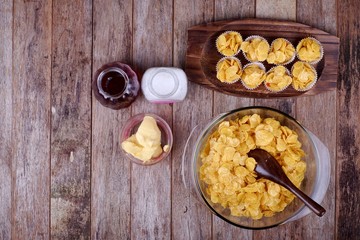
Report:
141,67,187,103
148,69,179,98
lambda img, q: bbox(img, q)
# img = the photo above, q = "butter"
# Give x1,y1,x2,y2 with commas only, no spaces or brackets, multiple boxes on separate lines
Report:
121,116,167,162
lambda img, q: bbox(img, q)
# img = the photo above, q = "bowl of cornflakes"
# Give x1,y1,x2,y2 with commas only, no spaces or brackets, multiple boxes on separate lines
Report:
182,107,330,229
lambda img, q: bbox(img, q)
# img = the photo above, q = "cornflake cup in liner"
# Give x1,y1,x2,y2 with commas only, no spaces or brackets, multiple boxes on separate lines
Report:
264,65,292,92
291,61,318,91
216,31,243,57
296,37,324,64
241,35,270,62
241,62,266,90
216,56,243,84
267,38,296,65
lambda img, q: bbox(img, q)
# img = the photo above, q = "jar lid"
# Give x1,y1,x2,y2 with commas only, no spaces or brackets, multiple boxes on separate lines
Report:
148,69,179,98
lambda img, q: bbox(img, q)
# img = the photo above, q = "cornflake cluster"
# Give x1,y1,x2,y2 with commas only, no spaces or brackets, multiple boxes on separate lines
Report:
215,31,324,92
216,31,243,57
267,38,295,65
199,114,306,220
291,62,317,91
216,57,242,83
241,37,270,62
265,66,293,92
241,64,266,89
296,38,322,63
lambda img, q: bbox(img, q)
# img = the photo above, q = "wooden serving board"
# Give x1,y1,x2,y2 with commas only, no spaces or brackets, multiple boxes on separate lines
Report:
185,18,340,98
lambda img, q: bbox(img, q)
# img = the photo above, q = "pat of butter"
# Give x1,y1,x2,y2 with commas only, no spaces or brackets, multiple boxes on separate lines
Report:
121,116,168,162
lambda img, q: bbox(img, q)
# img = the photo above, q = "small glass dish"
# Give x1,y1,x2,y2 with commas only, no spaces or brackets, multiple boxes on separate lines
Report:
120,113,173,165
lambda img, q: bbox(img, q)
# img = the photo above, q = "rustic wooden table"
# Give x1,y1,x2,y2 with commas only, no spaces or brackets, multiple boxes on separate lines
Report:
0,0,359,239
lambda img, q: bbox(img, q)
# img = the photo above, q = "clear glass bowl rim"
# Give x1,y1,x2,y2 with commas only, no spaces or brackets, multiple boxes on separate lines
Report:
191,106,317,229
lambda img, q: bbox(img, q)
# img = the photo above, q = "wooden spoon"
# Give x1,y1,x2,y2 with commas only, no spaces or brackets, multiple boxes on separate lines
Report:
248,149,326,217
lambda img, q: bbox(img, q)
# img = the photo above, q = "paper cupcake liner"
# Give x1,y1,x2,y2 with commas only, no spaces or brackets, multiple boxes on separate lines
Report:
264,65,292,93
241,62,266,90
216,56,242,84
291,61,318,92
296,37,324,65
241,35,270,63
216,31,243,57
267,38,296,66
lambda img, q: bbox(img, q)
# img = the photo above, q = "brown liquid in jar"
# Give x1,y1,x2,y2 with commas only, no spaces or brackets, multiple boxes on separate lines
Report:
92,62,140,110
100,70,126,97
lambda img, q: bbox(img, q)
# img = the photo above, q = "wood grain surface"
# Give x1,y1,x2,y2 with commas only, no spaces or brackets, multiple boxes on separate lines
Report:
212,1,254,239
293,1,337,239
91,0,132,239
253,2,296,239
12,0,52,238
0,0,13,239
254,1,321,239
131,0,173,239
172,0,213,239
337,0,360,238
50,0,92,238
0,0,359,239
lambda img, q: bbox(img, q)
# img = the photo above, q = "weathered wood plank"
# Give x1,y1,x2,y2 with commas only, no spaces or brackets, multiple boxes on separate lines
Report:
267,0,337,239
0,0,13,239
256,0,297,112
294,93,336,239
212,1,254,238
254,0,296,117
12,0,52,238
337,0,360,238
91,0,133,239
213,4,256,117
296,0,337,239
257,0,296,21
50,0,92,238
172,1,214,239
253,2,302,239
131,0,173,239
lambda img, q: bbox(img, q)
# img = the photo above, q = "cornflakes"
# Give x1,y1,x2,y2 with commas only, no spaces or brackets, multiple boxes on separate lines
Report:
241,37,270,62
291,61,317,91
199,114,306,220
264,66,293,92
296,38,323,63
216,31,243,56
216,57,242,83
267,38,295,64
241,64,266,89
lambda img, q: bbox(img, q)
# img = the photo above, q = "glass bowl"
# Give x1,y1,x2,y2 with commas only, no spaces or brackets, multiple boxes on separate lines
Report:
120,113,173,165
182,106,330,229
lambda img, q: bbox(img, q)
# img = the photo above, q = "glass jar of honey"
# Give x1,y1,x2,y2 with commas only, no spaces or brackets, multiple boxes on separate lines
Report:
92,62,140,110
